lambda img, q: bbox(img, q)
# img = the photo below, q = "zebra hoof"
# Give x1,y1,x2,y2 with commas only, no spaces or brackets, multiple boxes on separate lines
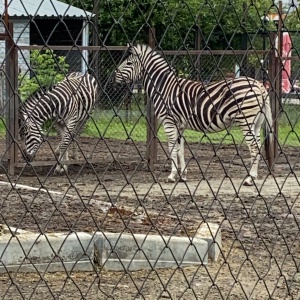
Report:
61,165,68,174
243,176,254,186
54,165,68,175
166,176,176,183
179,177,187,182
70,154,79,160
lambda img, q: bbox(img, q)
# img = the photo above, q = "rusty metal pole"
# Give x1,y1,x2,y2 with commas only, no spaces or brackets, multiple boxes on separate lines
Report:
195,25,201,81
266,32,276,171
273,1,283,162
6,22,19,175
146,27,157,170
92,0,99,78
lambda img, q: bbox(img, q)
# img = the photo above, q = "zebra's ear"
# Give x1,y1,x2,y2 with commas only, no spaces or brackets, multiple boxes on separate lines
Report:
128,44,136,54
128,45,142,56
127,43,135,54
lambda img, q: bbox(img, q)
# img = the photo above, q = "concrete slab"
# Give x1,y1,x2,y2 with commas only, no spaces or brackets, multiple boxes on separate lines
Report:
1,225,30,235
0,232,94,273
0,225,221,272
0,261,94,273
195,222,222,261
94,232,208,271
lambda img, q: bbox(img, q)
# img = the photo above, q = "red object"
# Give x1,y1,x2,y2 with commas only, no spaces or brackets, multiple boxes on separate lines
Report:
281,32,292,93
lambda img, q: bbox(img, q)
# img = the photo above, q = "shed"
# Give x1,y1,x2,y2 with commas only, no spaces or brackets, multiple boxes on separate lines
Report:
0,0,93,74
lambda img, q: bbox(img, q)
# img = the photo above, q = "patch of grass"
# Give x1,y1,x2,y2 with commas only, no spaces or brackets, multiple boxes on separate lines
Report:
83,115,300,146
1,105,300,147
0,118,6,136
278,124,300,147
83,111,244,145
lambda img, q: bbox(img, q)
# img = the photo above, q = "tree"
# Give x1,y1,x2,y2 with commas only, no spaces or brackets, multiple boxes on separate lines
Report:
62,0,274,50
19,50,69,101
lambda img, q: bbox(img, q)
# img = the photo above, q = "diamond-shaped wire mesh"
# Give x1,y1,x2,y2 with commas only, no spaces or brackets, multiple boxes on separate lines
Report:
0,0,300,299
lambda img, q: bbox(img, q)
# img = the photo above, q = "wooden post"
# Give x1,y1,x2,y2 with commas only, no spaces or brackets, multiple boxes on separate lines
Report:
91,0,101,105
273,1,283,161
195,25,201,81
92,0,99,77
266,32,276,171
146,27,157,170
6,22,19,175
241,2,248,77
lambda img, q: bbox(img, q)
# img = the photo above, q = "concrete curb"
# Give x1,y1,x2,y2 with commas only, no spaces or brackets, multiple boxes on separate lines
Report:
0,224,221,273
0,231,94,272
94,232,208,271
196,222,222,262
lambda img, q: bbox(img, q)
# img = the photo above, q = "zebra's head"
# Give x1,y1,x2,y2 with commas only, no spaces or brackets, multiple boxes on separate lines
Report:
115,44,150,84
19,114,43,162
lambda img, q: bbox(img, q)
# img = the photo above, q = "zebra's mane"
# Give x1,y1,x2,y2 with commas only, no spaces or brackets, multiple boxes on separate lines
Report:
20,73,84,112
131,44,177,77
20,86,52,115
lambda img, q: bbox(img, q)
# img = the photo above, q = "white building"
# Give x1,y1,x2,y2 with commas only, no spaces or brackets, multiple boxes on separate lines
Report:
0,0,93,74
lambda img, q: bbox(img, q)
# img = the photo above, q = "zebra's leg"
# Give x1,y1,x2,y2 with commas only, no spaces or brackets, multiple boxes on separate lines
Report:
55,142,70,174
72,141,79,160
71,119,88,160
54,124,63,156
55,125,75,174
54,147,69,174
240,114,264,186
54,124,65,173
163,119,180,182
178,134,187,181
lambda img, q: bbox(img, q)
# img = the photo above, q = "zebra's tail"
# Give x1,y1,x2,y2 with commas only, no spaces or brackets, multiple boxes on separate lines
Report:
263,93,274,168
264,94,273,143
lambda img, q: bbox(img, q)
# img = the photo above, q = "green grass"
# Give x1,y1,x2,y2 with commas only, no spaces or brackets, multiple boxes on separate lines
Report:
0,118,6,136
82,109,300,147
84,114,244,145
1,104,300,147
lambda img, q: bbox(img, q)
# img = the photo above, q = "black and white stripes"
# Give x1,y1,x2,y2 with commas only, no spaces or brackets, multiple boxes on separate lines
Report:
115,44,273,186
19,72,98,173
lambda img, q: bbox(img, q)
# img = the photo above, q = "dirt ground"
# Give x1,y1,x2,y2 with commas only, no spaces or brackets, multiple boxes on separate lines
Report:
0,136,300,299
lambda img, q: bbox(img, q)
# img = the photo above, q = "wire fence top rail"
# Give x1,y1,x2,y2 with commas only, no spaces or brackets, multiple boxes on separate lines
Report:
17,45,270,55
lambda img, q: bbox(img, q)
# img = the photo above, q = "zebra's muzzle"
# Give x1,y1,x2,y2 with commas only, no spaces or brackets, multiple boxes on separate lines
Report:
114,71,127,84
23,150,34,163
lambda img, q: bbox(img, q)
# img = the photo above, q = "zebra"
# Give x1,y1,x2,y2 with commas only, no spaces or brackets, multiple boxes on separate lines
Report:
114,44,273,186
19,72,98,173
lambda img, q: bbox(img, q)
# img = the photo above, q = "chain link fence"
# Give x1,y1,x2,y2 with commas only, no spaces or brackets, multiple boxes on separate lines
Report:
0,0,300,299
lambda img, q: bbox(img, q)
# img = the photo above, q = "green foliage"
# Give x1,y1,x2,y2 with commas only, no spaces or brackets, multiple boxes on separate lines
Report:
62,0,274,50
83,114,299,146
19,50,69,101
76,105,300,147
285,10,300,30
1,106,299,146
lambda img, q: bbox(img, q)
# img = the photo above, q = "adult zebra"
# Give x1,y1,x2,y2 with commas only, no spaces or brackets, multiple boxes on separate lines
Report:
19,72,98,173
114,44,273,186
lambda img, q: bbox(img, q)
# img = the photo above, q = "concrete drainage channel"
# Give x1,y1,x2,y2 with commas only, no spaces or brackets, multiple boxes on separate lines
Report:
0,223,221,273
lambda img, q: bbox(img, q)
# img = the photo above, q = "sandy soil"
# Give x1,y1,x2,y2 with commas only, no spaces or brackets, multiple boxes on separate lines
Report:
0,136,299,299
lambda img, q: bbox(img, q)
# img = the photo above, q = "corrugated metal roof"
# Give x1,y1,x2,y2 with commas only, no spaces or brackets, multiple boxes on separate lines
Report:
1,0,93,19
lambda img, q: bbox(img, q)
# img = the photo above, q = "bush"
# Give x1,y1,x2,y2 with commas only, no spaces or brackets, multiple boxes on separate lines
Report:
19,50,69,101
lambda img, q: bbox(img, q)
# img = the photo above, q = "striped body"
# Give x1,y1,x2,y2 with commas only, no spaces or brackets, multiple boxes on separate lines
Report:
154,76,268,133
115,44,273,185
19,72,98,172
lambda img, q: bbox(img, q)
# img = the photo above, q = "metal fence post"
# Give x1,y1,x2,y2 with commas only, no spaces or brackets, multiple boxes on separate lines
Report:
267,32,276,171
273,1,283,163
146,27,157,170
195,25,201,81
5,22,19,175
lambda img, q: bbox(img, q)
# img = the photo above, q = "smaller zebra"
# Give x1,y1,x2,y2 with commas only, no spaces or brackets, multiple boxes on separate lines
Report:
19,72,98,173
